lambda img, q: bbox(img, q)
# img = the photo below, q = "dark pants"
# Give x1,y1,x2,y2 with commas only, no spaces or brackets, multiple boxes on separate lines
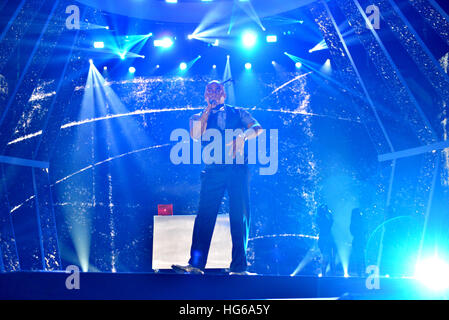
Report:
189,165,250,272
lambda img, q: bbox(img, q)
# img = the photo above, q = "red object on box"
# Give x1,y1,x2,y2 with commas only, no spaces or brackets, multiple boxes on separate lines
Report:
158,204,173,216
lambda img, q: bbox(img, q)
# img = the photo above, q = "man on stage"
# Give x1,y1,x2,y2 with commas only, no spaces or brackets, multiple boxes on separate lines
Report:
172,80,262,275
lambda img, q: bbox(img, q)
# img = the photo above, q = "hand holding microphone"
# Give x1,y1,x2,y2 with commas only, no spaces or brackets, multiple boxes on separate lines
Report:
205,98,218,114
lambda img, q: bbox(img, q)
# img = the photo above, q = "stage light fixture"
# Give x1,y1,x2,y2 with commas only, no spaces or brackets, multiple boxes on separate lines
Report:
245,62,252,70
309,39,328,53
119,52,126,60
188,34,194,40
213,65,217,69
242,31,257,48
93,41,104,49
415,257,449,291
271,61,276,65
295,62,302,68
89,59,93,64
129,66,136,74
266,35,277,43
156,65,160,69
321,58,331,73
180,62,187,70
154,37,174,48
165,0,177,3
212,39,219,46
103,66,107,70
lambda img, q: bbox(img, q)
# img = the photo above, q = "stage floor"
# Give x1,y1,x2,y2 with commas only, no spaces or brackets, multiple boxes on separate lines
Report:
0,271,435,300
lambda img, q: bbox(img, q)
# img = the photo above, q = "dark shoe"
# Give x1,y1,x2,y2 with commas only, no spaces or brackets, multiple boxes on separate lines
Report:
229,271,257,276
171,264,204,275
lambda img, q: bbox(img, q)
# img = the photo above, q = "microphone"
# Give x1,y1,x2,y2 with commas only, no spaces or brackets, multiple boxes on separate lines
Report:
221,78,234,85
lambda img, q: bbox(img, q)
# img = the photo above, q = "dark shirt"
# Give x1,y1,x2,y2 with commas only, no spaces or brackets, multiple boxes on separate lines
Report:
190,104,259,165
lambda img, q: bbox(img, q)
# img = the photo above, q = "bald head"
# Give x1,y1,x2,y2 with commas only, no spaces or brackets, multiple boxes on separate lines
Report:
205,80,226,106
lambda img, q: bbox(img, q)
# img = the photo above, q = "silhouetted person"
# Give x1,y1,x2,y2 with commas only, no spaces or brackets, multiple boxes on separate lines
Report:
349,208,366,276
316,204,337,276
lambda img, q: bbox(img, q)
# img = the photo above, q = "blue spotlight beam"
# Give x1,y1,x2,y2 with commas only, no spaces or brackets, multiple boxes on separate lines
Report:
31,168,46,271
320,0,394,153
119,33,152,56
190,0,234,37
6,4,88,273
312,1,398,273
378,140,449,162
418,157,440,263
309,39,328,53
351,0,437,141
29,164,63,271
179,55,202,73
238,0,266,31
363,0,449,255
0,155,49,169
227,2,238,34
223,56,236,105
284,52,372,105
0,0,60,129
86,62,152,151
406,0,449,51
66,63,96,272
321,0,419,272
385,0,449,99
88,64,120,273
375,158,396,269
0,0,50,76
33,12,84,160
44,21,95,164
0,0,26,43
0,166,20,272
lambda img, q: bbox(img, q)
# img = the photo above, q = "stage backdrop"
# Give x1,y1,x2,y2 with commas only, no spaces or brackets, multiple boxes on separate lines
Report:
3,71,386,275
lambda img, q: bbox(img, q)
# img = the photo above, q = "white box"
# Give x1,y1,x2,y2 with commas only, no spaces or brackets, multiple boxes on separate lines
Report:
152,214,232,270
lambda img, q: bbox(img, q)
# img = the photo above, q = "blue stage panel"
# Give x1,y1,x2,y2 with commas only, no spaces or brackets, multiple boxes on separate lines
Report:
0,272,431,300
